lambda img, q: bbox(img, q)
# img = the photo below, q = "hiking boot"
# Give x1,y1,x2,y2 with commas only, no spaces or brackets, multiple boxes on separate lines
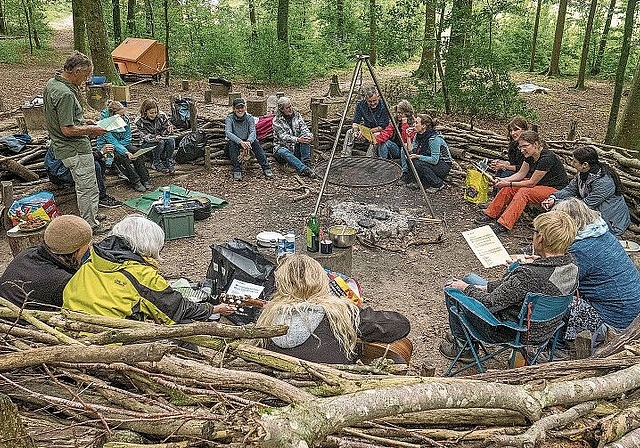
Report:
397,172,414,186
166,164,176,174
92,221,111,235
263,168,274,178
142,181,153,190
490,223,509,234
99,195,123,208
300,167,317,179
475,213,495,224
439,339,474,362
233,171,242,181
151,162,166,172
133,182,146,192
407,182,419,190
444,330,455,343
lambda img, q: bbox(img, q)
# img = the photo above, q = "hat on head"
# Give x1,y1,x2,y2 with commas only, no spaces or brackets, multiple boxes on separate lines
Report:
44,215,93,255
233,98,246,108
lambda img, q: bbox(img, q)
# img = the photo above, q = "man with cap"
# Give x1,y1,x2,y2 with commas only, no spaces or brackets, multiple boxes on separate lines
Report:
272,96,316,178
224,97,273,181
0,215,93,311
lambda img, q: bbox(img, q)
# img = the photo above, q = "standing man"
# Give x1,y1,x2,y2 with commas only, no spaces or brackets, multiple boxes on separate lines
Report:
224,97,273,181
341,87,399,159
44,51,109,234
272,97,316,178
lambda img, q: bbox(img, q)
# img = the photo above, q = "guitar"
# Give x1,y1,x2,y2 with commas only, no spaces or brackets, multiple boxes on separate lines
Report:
218,293,266,323
356,337,414,365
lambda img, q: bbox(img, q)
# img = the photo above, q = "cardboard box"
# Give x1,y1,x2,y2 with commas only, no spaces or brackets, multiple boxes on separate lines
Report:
112,85,131,103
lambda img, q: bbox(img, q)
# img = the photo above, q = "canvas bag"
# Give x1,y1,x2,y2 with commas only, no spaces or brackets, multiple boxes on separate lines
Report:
464,168,490,204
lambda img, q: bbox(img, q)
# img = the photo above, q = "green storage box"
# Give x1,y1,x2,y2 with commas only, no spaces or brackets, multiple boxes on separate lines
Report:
148,204,195,241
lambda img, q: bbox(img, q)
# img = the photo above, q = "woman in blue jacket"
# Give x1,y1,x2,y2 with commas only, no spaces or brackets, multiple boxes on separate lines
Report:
97,101,151,192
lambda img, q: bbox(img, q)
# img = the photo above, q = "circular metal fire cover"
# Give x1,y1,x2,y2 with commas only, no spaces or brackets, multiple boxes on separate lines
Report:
315,156,403,188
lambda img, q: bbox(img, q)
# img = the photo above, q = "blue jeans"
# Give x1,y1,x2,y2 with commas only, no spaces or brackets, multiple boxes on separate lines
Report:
274,143,310,172
145,138,176,166
227,140,270,173
377,140,400,159
497,169,516,178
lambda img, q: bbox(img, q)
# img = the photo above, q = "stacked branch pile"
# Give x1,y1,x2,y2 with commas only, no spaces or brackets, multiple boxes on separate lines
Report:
2,296,640,447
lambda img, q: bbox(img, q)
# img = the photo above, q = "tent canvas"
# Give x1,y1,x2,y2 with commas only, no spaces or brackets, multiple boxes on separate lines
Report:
124,184,227,215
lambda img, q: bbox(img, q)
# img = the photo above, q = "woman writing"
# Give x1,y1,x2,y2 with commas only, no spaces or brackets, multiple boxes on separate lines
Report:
489,116,529,178
477,130,569,233
542,146,629,236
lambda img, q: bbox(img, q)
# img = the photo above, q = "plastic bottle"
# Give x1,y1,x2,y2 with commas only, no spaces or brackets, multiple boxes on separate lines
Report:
285,231,296,254
306,214,319,252
105,150,114,167
162,186,171,208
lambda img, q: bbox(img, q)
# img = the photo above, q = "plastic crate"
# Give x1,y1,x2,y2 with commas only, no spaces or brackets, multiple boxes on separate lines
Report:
148,204,194,241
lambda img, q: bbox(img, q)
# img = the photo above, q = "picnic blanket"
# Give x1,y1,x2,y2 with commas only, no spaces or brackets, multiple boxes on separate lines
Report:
124,184,227,215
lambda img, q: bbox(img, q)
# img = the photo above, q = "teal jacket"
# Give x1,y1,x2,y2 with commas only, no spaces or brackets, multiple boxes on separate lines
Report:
96,109,133,155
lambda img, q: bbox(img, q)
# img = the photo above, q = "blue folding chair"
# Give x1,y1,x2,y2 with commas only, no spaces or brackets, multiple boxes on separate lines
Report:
444,287,574,376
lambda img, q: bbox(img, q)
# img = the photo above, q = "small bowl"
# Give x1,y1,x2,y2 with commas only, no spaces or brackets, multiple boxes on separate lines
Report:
328,225,356,248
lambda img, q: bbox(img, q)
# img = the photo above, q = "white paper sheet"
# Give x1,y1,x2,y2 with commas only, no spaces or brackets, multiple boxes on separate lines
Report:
462,225,511,268
96,115,127,131
226,279,264,298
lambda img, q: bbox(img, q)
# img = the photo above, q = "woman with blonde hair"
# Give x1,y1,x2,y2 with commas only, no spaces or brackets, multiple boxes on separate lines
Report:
257,254,410,363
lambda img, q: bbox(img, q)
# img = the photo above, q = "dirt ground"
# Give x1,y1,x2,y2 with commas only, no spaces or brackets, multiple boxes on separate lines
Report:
0,28,622,380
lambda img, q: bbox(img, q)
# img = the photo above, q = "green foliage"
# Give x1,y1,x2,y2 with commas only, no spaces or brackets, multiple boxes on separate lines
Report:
0,38,23,63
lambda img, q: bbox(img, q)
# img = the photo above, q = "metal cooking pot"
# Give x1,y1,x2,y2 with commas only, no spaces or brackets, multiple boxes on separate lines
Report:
328,225,356,248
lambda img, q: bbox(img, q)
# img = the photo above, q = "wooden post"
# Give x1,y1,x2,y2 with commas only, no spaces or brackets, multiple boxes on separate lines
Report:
228,92,242,106
204,90,213,104
246,97,267,116
181,80,190,91
7,226,47,257
1,181,14,230
310,97,322,161
256,89,264,97
308,246,353,275
15,116,27,134
329,74,343,97
276,91,285,98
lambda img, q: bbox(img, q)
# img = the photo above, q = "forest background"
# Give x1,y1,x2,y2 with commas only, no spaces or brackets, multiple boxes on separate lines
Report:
2,0,640,150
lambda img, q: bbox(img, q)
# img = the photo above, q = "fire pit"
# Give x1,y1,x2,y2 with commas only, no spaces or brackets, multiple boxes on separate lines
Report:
325,201,418,240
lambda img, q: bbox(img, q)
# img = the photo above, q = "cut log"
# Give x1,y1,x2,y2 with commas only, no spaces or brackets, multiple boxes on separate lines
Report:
0,156,39,181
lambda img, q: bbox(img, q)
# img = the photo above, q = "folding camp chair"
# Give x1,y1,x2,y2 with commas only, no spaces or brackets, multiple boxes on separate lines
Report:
444,287,574,376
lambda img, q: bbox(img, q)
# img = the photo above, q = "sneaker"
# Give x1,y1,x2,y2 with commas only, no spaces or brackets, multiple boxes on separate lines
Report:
426,184,445,194
490,223,509,234
263,168,274,178
166,165,176,174
439,339,475,362
233,171,242,181
151,162,166,172
407,182,419,190
142,181,153,190
300,167,317,178
92,221,111,235
475,214,495,224
99,195,123,208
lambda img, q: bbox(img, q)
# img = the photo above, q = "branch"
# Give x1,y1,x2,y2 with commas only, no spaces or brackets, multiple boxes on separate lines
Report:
0,298,80,345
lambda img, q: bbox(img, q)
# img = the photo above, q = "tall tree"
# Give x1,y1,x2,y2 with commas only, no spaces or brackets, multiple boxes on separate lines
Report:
277,0,288,42
20,0,33,54
336,0,344,41
592,0,617,75
143,0,154,36
576,0,598,89
0,0,7,34
112,0,122,44
72,0,88,54
163,0,169,87
547,0,568,75
415,0,436,81
446,0,473,87
528,0,543,72
126,0,136,35
369,0,377,65
248,0,257,38
82,0,123,85
26,0,41,48
614,59,640,150
605,0,637,143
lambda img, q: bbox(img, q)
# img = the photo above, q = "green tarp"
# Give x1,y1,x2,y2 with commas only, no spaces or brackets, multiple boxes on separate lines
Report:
124,184,227,215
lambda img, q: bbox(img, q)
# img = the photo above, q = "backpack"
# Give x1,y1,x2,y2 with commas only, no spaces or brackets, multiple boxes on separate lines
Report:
175,130,207,163
171,97,193,130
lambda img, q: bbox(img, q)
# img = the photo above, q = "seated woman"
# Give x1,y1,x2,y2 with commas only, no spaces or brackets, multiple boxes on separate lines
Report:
63,214,233,323
477,131,569,234
400,114,452,193
542,146,629,236
135,99,176,174
489,115,529,178
256,254,410,364
0,215,92,311
553,198,640,340
440,210,579,359
97,101,151,193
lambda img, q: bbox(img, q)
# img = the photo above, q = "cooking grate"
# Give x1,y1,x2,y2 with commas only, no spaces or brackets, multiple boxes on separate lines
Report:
316,156,403,187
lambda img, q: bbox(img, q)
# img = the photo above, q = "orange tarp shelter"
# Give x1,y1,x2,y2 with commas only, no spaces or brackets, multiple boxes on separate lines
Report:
112,38,167,78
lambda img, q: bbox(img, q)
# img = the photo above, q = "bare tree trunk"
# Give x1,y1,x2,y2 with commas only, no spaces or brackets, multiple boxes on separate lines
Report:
415,0,436,81
0,0,7,34
592,0,617,75
547,0,568,76
0,393,35,448
143,0,154,37
25,0,40,48
614,61,640,151
82,0,124,86
277,0,288,42
528,0,542,72
369,0,377,65
605,0,637,144
126,0,136,35
20,0,33,54
435,0,449,113
163,0,169,87
112,0,122,44
72,0,88,54
248,0,257,38
576,0,598,89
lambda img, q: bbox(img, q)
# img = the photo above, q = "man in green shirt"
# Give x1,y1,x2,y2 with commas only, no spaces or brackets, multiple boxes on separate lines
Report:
44,52,109,233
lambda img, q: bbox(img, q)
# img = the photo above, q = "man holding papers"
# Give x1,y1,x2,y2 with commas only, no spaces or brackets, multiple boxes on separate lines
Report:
44,51,108,234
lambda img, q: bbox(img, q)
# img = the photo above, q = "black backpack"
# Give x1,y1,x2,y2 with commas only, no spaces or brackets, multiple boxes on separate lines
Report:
171,98,193,130
175,130,207,163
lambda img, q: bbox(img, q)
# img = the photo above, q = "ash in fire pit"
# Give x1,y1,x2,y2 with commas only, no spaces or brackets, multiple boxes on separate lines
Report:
326,201,417,239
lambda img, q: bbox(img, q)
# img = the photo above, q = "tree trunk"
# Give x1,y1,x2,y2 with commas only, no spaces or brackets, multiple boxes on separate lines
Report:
72,0,88,54
435,0,450,112
126,0,136,35
614,61,640,150
163,0,169,87
592,0,617,75
547,0,568,76
0,0,7,35
605,0,637,144
0,393,35,448
82,0,124,86
445,0,472,88
277,0,288,42
25,0,40,49
248,0,257,38
112,0,122,44
528,0,542,72
20,0,33,55
576,0,598,89
143,0,154,37
415,0,436,81
369,0,376,65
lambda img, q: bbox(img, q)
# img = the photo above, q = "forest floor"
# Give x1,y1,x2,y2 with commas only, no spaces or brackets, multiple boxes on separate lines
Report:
0,22,625,391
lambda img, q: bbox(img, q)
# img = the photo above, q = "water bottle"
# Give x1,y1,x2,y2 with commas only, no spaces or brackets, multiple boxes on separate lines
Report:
285,231,296,254
276,237,287,259
162,186,171,208
105,150,114,167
